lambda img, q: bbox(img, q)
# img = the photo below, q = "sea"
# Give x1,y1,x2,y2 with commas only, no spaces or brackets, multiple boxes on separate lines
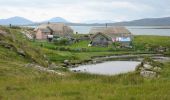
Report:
26,25,170,36
70,26,170,36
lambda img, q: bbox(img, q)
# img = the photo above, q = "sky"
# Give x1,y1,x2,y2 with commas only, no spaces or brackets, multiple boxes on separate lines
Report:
0,0,170,22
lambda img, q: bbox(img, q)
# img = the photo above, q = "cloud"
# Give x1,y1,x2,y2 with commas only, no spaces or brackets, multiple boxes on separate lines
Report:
0,0,169,22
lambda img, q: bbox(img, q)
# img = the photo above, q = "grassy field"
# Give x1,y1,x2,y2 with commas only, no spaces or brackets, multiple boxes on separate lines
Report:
31,35,170,64
0,27,170,100
133,35,170,50
0,48,170,99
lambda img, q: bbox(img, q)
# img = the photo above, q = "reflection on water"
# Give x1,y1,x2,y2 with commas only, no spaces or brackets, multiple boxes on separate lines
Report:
70,61,141,75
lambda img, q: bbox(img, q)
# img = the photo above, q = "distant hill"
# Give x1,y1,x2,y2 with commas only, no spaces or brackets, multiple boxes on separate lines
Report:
45,17,69,23
84,20,115,24
1,16,170,26
0,16,33,25
68,17,170,26
111,17,170,26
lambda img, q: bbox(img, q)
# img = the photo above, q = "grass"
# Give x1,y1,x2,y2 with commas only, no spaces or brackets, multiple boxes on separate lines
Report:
31,35,170,64
0,26,170,99
0,52,170,100
133,35,170,50
0,27,49,67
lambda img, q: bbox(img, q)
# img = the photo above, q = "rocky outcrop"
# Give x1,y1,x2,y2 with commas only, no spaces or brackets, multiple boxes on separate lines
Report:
17,49,26,57
0,27,49,67
0,30,7,36
140,70,157,78
137,57,163,78
25,63,64,76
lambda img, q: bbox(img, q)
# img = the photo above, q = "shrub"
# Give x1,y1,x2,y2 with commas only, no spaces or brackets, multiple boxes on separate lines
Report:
112,42,121,48
10,26,22,29
53,37,69,45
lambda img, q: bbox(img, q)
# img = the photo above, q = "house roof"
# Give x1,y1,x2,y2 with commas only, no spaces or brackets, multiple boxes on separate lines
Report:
90,26,131,34
90,26,132,39
91,32,111,40
36,23,73,35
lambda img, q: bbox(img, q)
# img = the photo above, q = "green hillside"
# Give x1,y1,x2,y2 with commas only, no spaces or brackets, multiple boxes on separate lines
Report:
0,26,170,100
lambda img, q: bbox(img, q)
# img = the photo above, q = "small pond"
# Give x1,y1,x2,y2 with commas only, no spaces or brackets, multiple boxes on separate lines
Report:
70,61,141,75
69,55,170,75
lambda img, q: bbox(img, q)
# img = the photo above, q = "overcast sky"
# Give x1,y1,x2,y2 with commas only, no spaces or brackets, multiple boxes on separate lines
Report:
0,0,170,22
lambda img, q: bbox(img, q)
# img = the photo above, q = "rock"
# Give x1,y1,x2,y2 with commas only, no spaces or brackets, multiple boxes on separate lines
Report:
25,63,34,67
0,30,7,36
0,41,13,50
73,70,81,72
140,70,157,78
74,64,79,67
17,49,26,57
43,54,47,58
25,63,64,75
92,60,102,64
153,67,162,71
4,44,13,49
143,64,153,70
49,63,58,69
61,64,68,67
64,60,70,65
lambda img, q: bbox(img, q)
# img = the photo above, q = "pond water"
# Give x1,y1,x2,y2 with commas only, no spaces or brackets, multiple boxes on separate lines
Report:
70,61,141,75
69,55,170,75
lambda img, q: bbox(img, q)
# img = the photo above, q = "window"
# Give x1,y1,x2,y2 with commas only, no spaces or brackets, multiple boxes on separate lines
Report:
100,37,104,41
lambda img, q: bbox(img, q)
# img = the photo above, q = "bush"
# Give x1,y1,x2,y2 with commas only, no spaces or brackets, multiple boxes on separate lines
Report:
112,42,121,48
10,26,21,29
53,37,69,45
57,47,71,51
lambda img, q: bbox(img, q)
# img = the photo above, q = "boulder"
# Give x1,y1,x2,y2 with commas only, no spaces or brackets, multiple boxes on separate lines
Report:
43,54,47,59
153,67,162,72
25,63,64,75
17,49,26,57
143,64,153,70
0,30,7,36
92,60,102,64
140,70,157,78
49,63,59,69
64,60,70,65
25,63,34,67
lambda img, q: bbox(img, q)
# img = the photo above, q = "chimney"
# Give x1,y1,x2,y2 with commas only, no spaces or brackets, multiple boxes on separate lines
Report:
106,23,107,28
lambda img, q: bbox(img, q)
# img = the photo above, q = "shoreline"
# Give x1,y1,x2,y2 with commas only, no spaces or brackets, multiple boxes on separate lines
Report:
66,53,166,68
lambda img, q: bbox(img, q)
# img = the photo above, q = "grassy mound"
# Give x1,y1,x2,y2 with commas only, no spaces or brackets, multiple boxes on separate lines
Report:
0,26,49,67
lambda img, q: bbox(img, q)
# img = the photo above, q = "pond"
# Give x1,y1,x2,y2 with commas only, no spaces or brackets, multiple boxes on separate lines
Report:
69,55,170,75
70,61,141,75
